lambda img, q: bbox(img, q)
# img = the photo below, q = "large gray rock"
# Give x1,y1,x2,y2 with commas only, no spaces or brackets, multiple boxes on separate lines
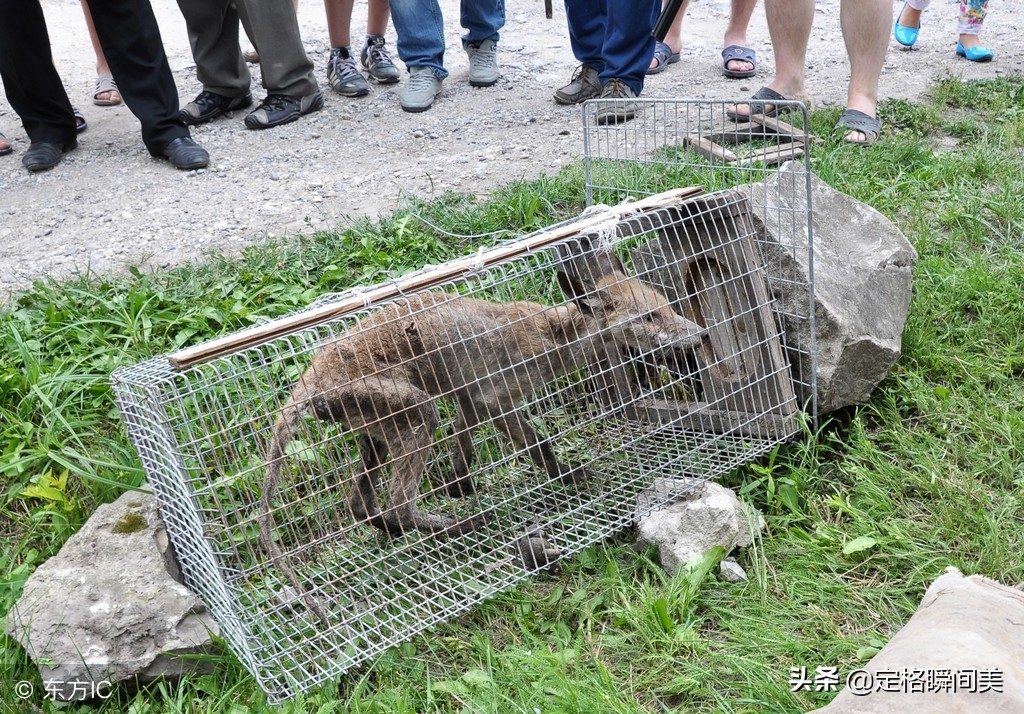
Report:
636,478,764,575
5,489,219,701
810,567,1024,713
741,163,918,414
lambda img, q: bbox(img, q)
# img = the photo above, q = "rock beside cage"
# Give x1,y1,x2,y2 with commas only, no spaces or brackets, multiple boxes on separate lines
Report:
809,567,1024,713
635,478,764,576
740,162,918,414
5,489,220,701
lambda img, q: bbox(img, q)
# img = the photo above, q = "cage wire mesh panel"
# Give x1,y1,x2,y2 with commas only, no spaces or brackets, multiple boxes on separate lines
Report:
112,190,806,702
582,98,817,416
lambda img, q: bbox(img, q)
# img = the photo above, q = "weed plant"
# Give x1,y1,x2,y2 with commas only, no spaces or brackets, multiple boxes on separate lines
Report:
1,77,1022,712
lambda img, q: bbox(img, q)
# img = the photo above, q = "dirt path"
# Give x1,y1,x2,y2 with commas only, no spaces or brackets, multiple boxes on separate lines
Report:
0,0,1016,299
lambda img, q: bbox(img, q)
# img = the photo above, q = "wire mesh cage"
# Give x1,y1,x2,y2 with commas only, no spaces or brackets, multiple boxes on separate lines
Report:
112,120,814,700
582,97,817,413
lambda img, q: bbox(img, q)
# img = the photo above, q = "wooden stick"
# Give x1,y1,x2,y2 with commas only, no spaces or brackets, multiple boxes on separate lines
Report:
732,141,805,167
168,186,704,370
682,136,739,163
748,114,822,144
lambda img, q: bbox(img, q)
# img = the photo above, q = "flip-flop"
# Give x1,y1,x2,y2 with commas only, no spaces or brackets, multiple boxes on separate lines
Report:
835,108,881,146
647,40,680,75
726,86,793,121
0,132,12,156
93,73,121,106
721,44,756,79
73,108,87,133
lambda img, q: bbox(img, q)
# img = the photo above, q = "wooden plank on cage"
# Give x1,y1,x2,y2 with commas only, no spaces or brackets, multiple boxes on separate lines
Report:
167,186,703,370
748,114,821,144
630,190,798,421
682,136,739,163
731,141,805,168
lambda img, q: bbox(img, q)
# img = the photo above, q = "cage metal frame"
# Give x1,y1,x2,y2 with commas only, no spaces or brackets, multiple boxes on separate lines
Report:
112,103,816,703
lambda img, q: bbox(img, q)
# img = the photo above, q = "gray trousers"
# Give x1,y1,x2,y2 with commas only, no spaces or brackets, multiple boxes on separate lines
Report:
175,0,317,98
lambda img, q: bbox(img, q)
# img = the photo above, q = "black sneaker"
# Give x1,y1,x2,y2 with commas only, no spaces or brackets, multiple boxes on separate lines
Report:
179,90,253,125
361,35,400,84
243,90,325,129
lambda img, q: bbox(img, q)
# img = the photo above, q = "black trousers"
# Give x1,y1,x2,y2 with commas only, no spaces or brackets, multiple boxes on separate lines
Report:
0,0,189,156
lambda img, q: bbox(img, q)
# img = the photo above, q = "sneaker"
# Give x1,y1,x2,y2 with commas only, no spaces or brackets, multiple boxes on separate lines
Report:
594,79,638,125
243,90,325,129
553,64,601,105
400,66,442,113
327,47,370,97
465,39,500,87
179,90,253,125
361,35,400,84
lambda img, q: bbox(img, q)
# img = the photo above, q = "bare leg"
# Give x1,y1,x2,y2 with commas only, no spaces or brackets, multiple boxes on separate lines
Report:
368,0,391,37
840,0,890,142
729,0,811,118
722,0,758,74
324,0,355,47
650,0,688,69
80,0,121,105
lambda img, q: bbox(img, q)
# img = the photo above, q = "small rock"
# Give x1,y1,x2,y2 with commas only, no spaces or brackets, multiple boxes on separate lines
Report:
720,558,748,583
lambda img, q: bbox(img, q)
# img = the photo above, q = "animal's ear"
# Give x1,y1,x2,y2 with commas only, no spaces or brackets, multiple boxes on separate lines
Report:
557,269,609,315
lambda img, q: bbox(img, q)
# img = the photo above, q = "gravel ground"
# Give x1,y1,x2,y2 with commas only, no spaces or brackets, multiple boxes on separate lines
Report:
0,0,1018,300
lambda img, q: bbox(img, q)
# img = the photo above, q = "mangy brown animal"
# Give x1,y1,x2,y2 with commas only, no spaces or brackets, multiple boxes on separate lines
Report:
258,249,705,621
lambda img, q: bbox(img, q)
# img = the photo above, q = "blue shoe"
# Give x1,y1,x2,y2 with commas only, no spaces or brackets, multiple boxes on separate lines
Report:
893,3,920,47
956,41,994,62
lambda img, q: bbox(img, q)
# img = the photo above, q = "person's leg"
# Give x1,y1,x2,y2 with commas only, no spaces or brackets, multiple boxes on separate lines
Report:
367,0,390,36
389,0,447,77
595,0,659,95
897,0,930,35
840,0,890,141
0,0,77,148
460,0,503,45
87,0,193,155
176,0,252,98
650,0,686,71
323,0,372,96
81,0,121,105
722,0,757,74
237,0,317,96
956,0,989,50
324,0,354,47
730,0,810,118
563,0,607,74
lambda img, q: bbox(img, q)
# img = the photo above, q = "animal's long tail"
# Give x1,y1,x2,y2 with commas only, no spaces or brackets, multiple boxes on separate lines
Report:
258,391,331,625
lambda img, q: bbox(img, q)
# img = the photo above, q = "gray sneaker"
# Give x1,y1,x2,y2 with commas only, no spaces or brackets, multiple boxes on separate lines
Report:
594,79,638,125
400,66,443,113
553,64,601,105
465,39,500,87
327,47,370,97
361,35,400,84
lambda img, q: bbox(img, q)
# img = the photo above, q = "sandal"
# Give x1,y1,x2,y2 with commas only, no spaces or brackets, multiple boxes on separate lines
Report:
0,131,12,156
835,108,881,146
726,86,793,121
74,108,88,133
647,40,680,75
93,73,121,106
721,44,756,79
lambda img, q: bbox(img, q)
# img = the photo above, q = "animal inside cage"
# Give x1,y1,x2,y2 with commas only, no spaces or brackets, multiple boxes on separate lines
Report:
112,185,811,703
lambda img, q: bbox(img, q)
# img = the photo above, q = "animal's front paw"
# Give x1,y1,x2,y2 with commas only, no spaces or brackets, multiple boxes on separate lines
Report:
558,462,594,488
442,474,476,498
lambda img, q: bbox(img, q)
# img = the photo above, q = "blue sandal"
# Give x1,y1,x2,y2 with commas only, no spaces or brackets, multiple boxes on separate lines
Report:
721,45,756,79
647,41,680,75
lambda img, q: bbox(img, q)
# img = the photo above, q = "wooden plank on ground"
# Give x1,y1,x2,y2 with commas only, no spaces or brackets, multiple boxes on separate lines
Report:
682,136,739,163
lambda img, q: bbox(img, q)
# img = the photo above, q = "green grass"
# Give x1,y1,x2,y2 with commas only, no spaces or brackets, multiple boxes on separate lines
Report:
3,77,1024,712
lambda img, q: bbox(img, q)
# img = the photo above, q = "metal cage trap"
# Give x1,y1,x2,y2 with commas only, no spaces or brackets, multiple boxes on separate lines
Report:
111,101,815,703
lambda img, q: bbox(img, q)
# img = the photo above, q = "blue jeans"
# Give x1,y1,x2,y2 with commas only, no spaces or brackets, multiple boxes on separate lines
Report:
389,0,505,79
564,0,659,96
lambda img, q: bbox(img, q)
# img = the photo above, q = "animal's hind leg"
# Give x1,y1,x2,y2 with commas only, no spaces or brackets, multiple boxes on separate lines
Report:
438,396,484,498
348,435,388,525
491,410,591,487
